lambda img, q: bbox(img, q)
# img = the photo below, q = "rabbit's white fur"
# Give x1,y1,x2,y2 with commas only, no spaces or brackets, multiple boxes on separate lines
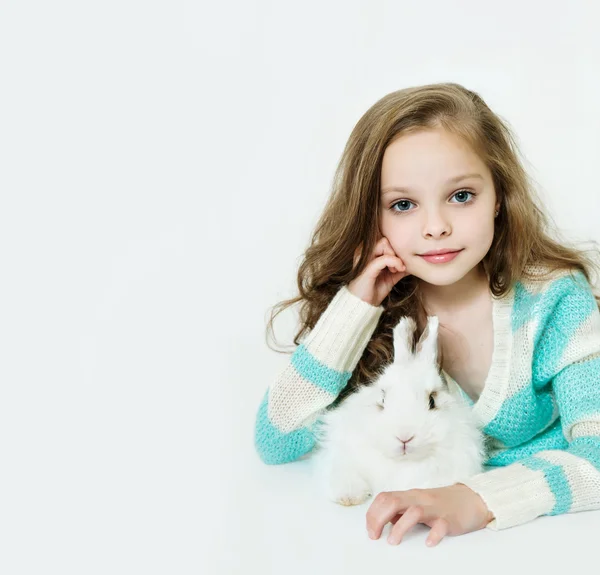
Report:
311,315,486,506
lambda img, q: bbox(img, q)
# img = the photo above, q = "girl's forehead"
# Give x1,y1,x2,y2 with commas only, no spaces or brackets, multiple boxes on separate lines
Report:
381,129,486,182
381,157,490,196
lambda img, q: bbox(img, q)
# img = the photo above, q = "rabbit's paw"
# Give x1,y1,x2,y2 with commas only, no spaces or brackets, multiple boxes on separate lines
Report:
336,491,371,507
327,473,372,506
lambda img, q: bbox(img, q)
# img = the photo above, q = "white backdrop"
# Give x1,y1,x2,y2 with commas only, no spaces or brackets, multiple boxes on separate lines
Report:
1,1,599,573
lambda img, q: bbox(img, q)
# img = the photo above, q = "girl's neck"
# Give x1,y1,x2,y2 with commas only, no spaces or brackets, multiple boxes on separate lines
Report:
419,263,490,315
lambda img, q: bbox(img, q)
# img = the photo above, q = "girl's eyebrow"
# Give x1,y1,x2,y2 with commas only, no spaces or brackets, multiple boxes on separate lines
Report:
381,173,484,195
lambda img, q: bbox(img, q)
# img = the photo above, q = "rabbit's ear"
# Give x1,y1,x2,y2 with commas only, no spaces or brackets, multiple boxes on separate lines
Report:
392,316,416,363
417,316,439,363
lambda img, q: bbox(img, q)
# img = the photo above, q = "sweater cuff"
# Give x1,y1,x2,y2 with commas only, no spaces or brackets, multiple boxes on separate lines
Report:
301,285,385,374
459,463,555,530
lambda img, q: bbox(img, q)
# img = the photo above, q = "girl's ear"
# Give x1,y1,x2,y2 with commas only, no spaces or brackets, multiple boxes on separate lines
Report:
392,316,416,364
416,316,439,364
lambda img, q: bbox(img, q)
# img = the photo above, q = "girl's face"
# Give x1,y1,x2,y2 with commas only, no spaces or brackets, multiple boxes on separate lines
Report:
379,127,499,287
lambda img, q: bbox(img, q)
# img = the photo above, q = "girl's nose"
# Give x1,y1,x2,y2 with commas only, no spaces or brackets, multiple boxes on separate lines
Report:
422,211,451,239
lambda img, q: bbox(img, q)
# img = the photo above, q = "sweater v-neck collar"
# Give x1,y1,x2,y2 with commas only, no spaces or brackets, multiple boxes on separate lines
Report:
441,284,515,429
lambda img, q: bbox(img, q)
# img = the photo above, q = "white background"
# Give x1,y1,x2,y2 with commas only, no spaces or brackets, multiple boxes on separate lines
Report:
1,1,599,573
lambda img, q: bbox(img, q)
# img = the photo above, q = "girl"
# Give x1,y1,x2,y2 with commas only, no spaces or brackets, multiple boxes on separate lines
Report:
254,82,600,546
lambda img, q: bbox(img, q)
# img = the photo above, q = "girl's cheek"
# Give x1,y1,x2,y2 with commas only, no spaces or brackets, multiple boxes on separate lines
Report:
389,238,411,258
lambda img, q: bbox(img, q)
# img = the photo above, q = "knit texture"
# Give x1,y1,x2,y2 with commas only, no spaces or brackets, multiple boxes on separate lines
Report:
254,285,384,464
254,269,600,530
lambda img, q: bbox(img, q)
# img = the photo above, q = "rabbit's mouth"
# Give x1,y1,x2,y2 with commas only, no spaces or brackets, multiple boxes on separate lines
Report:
393,443,433,460
394,445,416,458
395,435,417,456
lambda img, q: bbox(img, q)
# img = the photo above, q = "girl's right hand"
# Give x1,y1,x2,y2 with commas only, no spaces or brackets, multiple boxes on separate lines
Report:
347,237,409,307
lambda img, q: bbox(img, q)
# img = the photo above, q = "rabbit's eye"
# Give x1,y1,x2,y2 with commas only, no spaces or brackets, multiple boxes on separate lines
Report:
428,393,436,410
376,391,385,410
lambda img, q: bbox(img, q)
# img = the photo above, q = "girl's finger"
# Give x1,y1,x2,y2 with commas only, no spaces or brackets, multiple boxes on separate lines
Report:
366,492,407,539
387,505,424,545
373,237,387,257
378,238,395,260
381,238,406,268
386,259,406,277
425,517,449,547
368,255,404,277
379,237,393,256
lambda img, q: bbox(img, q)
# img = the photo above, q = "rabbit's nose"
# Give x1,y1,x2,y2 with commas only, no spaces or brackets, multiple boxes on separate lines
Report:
396,435,415,445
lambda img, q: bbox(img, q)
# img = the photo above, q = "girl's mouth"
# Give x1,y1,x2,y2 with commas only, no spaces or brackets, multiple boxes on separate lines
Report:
418,249,463,264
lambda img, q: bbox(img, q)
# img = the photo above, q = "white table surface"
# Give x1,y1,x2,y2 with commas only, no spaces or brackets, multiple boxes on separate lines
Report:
5,341,596,574
214,430,600,575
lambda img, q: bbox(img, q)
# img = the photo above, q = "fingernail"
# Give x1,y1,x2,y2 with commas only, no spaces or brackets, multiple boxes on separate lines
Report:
368,529,375,539
388,536,398,545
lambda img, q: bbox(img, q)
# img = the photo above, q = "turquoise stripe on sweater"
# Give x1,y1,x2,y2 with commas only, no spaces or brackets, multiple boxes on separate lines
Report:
254,390,316,464
568,436,600,471
532,273,597,385
484,386,556,447
486,418,567,466
291,343,352,395
519,456,572,515
553,357,600,428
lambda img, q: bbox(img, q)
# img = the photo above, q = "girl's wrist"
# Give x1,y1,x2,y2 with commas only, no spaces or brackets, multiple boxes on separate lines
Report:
456,483,495,527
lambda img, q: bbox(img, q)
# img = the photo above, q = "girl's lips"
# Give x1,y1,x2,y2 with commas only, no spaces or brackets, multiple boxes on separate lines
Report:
418,249,463,264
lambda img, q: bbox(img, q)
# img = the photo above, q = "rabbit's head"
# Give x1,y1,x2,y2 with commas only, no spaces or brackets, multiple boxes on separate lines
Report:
336,315,467,461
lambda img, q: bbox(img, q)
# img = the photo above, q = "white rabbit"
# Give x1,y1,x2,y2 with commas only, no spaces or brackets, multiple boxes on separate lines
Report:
310,315,486,506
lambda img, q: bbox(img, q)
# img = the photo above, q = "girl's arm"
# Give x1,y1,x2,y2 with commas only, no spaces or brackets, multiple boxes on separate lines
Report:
254,285,384,464
460,273,600,530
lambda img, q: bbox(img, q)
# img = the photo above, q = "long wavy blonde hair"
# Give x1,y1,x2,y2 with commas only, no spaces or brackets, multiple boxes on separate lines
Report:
265,82,600,404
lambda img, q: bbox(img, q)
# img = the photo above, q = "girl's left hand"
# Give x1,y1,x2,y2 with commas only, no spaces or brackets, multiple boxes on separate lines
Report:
365,483,495,547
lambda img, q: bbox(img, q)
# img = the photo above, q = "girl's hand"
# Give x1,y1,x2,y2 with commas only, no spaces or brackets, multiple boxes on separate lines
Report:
347,236,409,307
365,484,495,547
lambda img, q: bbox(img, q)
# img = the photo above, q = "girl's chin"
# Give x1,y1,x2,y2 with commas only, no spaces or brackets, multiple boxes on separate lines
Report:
409,264,471,286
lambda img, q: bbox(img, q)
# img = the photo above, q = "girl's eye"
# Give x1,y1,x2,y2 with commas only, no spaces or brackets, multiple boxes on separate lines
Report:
390,199,415,213
450,190,474,203
391,190,474,214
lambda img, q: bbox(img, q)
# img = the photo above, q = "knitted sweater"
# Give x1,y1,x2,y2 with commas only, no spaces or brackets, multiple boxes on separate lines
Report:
254,268,600,530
